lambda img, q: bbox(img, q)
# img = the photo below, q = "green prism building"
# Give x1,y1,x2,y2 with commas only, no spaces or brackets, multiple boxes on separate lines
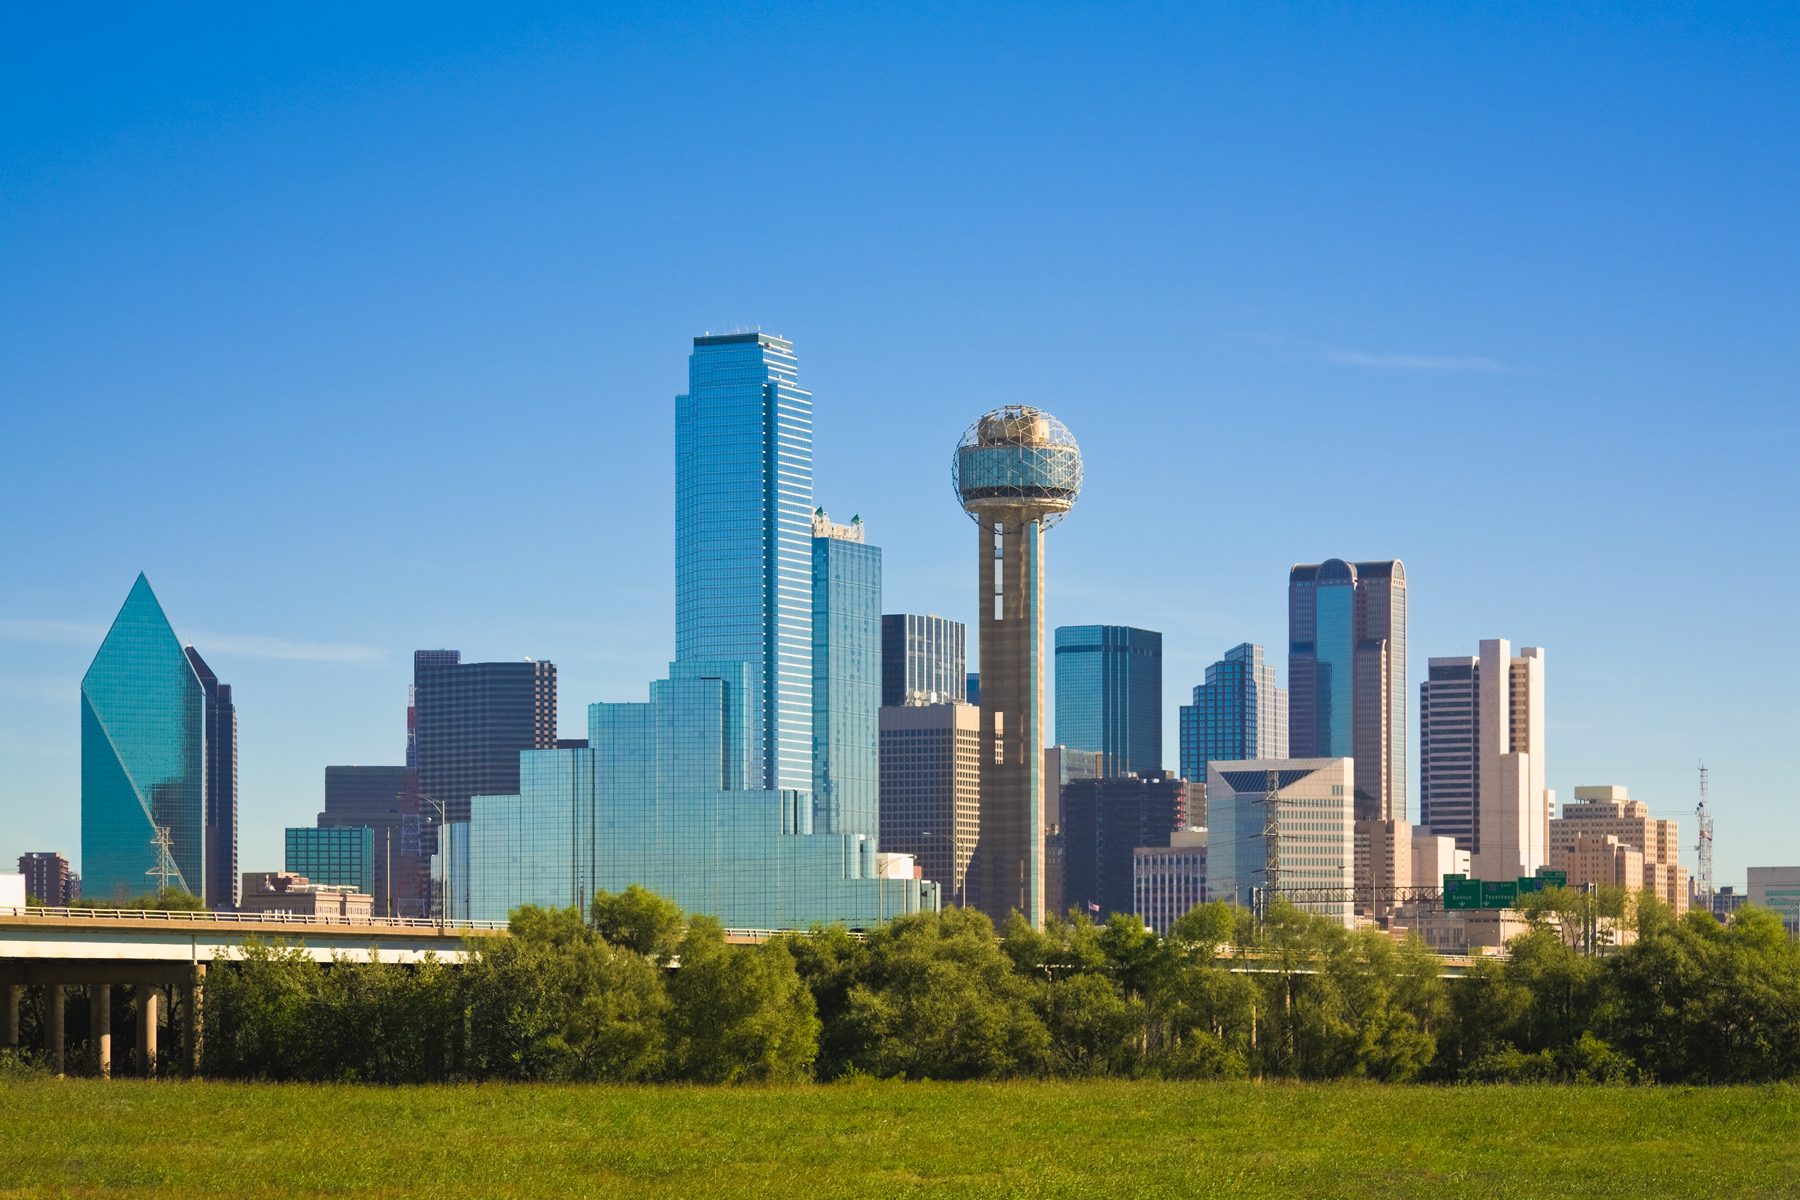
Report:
286,826,375,897
466,334,935,926
81,574,205,902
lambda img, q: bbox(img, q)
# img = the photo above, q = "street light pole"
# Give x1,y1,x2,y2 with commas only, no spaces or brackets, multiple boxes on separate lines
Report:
416,793,448,931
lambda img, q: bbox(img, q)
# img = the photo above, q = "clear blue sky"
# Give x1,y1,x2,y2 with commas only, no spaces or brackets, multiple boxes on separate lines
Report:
3,4,1795,888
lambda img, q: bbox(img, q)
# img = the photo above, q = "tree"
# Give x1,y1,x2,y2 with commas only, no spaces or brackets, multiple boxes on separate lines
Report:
590,885,686,964
664,917,819,1083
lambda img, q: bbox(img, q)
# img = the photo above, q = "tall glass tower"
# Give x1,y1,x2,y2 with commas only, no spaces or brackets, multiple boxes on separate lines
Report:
81,574,206,902
1288,559,1406,822
676,333,814,795
1054,625,1162,779
812,509,881,837
1178,642,1288,787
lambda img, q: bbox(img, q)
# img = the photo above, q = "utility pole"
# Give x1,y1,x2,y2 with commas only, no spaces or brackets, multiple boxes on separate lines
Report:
417,793,449,931
1695,763,1714,916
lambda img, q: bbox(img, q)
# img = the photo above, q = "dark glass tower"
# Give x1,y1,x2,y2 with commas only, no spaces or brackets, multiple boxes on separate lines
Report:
185,646,239,910
1178,643,1287,789
320,764,408,916
881,614,967,707
1059,772,1188,920
81,574,205,902
1288,559,1407,822
1053,625,1162,779
414,658,558,823
812,511,882,837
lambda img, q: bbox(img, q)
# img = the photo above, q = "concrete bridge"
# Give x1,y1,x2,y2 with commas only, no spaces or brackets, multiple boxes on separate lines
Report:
0,906,502,1077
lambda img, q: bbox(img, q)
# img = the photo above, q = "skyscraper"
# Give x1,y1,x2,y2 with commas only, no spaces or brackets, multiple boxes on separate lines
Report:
414,656,558,823
319,764,407,916
185,646,239,910
677,332,814,795
1419,640,1549,877
879,702,981,907
882,614,967,707
1287,559,1407,822
954,406,1084,928
17,852,76,906
81,575,208,903
1054,625,1162,779
1059,771,1187,921
812,509,881,837
1178,642,1287,786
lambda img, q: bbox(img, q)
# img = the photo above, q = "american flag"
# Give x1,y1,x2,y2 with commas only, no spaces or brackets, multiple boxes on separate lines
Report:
1088,901,1100,913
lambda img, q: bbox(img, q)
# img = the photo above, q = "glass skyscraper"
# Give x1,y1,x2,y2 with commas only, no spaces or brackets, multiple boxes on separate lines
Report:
414,655,558,823
1288,559,1406,822
881,614,967,707
185,646,239,909
285,826,375,897
1178,643,1288,790
1053,625,1162,778
466,333,938,928
812,510,881,837
81,574,206,903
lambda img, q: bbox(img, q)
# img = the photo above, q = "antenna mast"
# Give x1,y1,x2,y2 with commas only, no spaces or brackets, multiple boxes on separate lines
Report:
1695,763,1714,910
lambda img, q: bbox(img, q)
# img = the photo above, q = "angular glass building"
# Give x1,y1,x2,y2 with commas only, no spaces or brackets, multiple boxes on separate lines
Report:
1178,643,1288,792
1053,625,1162,779
812,510,881,837
881,614,967,707
81,574,206,903
186,646,239,909
467,333,937,928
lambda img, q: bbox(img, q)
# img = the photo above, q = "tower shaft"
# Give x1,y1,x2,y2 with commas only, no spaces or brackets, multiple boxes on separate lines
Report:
975,512,1045,927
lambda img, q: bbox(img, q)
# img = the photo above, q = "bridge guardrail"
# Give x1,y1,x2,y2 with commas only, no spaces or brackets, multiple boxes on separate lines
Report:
0,906,508,932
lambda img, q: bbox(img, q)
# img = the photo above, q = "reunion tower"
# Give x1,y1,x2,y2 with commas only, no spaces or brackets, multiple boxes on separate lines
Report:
953,406,1083,927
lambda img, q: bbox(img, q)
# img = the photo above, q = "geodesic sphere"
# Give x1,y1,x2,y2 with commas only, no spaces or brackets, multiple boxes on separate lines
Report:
952,405,1082,528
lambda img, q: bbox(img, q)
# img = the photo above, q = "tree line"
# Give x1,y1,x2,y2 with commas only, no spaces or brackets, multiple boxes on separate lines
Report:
172,885,1800,1085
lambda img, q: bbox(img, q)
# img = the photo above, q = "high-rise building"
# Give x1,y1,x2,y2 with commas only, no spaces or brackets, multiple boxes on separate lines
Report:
285,826,375,898
965,673,981,707
954,406,1083,927
1206,757,1355,926
813,509,881,837
1420,640,1550,878
319,764,407,916
882,614,967,707
1179,643,1287,786
1287,560,1406,822
879,702,980,907
676,332,815,796
81,574,214,903
1054,625,1162,779
414,657,558,823
1550,786,1686,915
466,333,937,927
1044,744,1102,911
1134,830,1206,934
184,647,239,910
17,852,76,906
1059,771,1187,921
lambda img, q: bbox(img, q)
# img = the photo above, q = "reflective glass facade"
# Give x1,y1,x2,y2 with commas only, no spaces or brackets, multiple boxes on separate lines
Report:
285,826,374,897
1179,643,1288,789
1420,658,1478,851
415,657,557,823
813,533,881,836
1206,758,1354,925
81,574,204,901
676,333,814,793
881,614,967,707
1059,772,1187,920
186,646,239,909
1053,625,1162,778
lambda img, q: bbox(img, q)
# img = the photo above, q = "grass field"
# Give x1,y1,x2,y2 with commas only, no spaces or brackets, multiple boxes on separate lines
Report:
3,1079,1798,1198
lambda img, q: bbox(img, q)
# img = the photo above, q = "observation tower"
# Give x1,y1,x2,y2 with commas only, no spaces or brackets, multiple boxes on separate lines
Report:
953,406,1083,927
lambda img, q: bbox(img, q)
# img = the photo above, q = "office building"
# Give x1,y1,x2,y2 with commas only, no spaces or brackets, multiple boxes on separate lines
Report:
1749,868,1800,933
466,333,936,928
1353,820,1467,916
81,574,216,903
285,826,375,899
955,405,1083,927
17,853,76,906
879,703,981,906
1563,834,1644,891
240,872,373,920
1179,643,1287,785
813,510,882,836
317,765,406,917
1550,786,1686,915
882,614,967,707
1044,745,1102,911
1420,640,1550,880
415,655,558,824
1059,771,1187,921
966,673,981,707
1288,560,1406,821
184,647,238,910
1705,885,1748,922
1055,625,1161,779
1134,831,1206,934
1206,758,1355,926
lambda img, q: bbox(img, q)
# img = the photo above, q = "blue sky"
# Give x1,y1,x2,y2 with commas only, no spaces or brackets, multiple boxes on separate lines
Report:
2,3,1795,887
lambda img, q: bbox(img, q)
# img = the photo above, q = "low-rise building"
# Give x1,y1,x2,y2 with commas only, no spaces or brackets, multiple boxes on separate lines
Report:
1134,829,1206,934
1748,867,1800,934
239,872,373,920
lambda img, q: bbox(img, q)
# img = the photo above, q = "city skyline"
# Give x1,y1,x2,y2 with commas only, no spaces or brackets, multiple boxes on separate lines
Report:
4,7,1795,888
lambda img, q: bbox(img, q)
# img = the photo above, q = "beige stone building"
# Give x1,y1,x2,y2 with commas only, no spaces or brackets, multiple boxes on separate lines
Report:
1354,819,1468,915
240,871,374,919
1549,785,1687,915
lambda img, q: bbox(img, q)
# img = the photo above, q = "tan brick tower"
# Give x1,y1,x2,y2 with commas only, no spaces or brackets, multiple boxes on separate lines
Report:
954,407,1082,928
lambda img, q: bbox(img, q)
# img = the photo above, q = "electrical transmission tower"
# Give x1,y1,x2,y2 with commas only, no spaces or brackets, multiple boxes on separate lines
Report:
1253,768,1301,921
1695,762,1714,908
146,825,178,896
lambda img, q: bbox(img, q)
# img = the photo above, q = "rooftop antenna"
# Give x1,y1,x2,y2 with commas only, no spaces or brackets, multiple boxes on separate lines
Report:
1695,763,1714,907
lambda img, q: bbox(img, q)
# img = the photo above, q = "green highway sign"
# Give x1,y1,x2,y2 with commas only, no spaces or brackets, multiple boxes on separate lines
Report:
1482,880,1519,909
1445,879,1482,910
1536,869,1568,888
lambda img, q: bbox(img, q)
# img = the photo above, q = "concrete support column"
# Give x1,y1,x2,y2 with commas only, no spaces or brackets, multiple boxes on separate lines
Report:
2,984,17,1049
46,984,65,1075
182,968,204,1076
90,984,112,1078
136,986,158,1078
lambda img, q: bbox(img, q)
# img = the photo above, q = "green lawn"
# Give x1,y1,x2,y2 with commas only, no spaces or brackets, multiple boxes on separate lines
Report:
2,1079,1797,1198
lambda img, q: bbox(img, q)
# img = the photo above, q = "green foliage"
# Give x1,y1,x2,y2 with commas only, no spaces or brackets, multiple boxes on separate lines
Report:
665,917,818,1083
70,886,206,911
589,884,686,964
